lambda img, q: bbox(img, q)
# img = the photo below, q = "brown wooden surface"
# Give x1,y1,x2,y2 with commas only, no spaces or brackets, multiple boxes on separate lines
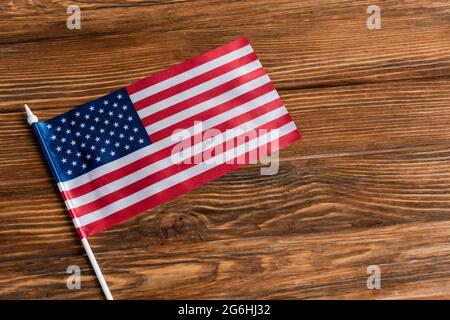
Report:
1,0,450,299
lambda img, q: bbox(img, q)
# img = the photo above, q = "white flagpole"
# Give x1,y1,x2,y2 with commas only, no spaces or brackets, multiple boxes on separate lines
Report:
24,104,114,300
80,237,114,300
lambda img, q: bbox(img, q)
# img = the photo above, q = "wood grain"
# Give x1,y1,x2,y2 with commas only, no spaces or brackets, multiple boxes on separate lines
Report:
1,0,450,299
2,0,450,112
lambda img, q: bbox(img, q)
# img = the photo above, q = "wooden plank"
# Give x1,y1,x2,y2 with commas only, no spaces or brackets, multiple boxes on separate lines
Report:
1,1,450,113
2,78,450,166
3,217,450,299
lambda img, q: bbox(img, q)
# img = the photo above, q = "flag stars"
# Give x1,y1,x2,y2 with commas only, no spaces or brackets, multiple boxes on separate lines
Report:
47,89,147,178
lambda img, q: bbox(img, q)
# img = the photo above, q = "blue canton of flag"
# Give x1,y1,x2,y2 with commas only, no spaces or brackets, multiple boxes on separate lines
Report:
35,88,152,182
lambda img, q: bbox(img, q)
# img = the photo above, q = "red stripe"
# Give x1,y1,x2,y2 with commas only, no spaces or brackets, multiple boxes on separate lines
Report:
126,37,250,95
141,68,267,129
69,113,293,217
133,52,258,111
79,129,301,237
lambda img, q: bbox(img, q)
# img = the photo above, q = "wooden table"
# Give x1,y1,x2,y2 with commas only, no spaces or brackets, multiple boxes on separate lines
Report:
1,0,450,299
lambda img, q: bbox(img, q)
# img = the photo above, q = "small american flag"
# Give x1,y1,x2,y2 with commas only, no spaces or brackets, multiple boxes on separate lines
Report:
33,37,301,238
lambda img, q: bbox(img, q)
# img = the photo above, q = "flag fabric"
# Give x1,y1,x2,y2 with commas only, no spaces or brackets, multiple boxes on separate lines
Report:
33,37,301,238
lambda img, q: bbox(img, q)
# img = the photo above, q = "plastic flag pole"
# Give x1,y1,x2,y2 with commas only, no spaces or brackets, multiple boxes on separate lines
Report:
24,104,114,300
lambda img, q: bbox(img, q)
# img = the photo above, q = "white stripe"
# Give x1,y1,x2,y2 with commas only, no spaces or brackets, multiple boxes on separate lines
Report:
65,106,288,209
130,45,254,103
145,74,270,135
75,121,297,227
58,89,281,192
137,59,263,119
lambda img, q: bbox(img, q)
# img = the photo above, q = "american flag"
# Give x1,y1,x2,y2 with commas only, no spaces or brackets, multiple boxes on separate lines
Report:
33,37,301,238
